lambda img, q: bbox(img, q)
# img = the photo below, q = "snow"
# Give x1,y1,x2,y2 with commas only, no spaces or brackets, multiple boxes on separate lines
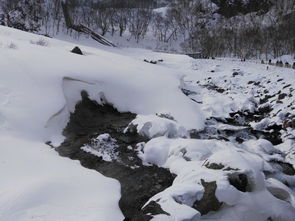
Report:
0,25,204,142
125,114,189,139
134,55,295,220
153,7,168,15
275,54,295,64
0,25,204,220
141,137,295,221
0,135,123,221
1,25,295,220
81,134,118,162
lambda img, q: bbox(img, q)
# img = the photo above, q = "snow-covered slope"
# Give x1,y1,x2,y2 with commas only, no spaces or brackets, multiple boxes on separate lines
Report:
1,25,295,221
0,135,123,221
0,26,204,141
0,25,203,220
137,58,295,220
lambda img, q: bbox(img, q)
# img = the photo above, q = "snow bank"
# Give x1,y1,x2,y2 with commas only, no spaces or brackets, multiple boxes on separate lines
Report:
0,25,204,142
0,135,123,221
0,25,204,220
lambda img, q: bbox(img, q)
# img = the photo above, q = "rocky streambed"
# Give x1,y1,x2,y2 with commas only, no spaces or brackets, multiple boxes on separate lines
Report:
56,91,174,220
55,67,295,220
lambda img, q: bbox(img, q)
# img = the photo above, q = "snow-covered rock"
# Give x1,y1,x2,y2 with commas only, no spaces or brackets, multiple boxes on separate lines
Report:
125,114,189,139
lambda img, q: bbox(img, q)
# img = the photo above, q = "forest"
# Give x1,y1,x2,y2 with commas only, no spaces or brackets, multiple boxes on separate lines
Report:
0,0,294,58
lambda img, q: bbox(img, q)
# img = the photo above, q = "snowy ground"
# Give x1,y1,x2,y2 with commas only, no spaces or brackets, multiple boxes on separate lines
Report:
0,26,295,220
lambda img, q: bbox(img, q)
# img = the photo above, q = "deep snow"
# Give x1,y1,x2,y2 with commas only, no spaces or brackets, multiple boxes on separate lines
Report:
0,25,295,221
0,25,203,220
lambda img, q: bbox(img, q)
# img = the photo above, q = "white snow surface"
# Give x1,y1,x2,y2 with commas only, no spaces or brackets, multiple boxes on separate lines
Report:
0,135,123,221
125,114,189,139
0,25,204,220
1,25,295,221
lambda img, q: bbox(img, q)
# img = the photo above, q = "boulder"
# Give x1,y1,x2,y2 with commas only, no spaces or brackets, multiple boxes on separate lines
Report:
71,46,83,55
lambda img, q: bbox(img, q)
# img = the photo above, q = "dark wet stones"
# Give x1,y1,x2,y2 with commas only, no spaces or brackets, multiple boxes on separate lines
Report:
71,46,83,55
260,94,276,104
57,91,174,220
227,110,268,125
269,160,295,176
205,162,225,170
251,129,283,145
205,162,238,171
143,59,160,64
278,93,287,100
283,84,291,89
181,88,197,96
198,106,282,145
193,180,222,215
228,173,251,192
156,113,175,121
202,83,225,93
130,201,170,221
253,81,261,86
283,117,295,129
119,168,174,220
235,136,245,143
232,72,239,77
190,118,256,143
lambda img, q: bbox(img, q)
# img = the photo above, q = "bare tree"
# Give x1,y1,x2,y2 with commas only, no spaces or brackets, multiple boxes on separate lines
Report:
128,8,152,43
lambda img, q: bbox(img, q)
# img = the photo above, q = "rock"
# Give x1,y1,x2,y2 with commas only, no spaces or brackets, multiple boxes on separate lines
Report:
228,173,251,192
143,59,157,64
254,81,260,86
205,162,225,170
205,162,239,171
156,113,175,121
181,88,197,96
193,180,222,215
71,46,83,55
269,160,295,176
278,93,287,100
232,72,239,77
283,118,295,129
235,136,245,143
283,84,291,89
131,201,170,221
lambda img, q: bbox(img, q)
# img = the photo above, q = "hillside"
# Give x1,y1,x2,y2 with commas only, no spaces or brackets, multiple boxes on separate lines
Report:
0,25,295,221
0,0,294,57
